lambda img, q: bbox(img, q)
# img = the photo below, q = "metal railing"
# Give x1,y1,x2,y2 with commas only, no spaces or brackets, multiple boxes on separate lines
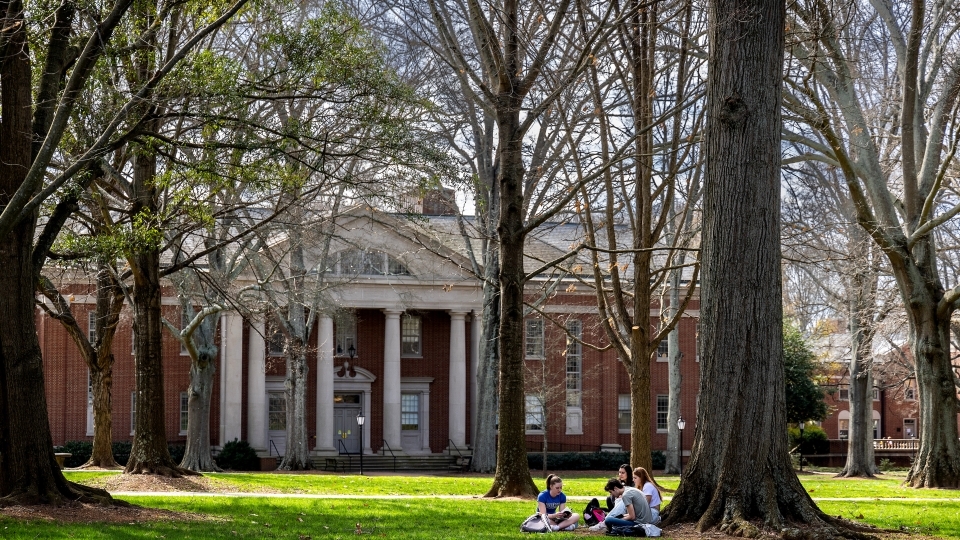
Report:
380,439,397,471
336,439,356,468
269,440,282,457
448,439,466,457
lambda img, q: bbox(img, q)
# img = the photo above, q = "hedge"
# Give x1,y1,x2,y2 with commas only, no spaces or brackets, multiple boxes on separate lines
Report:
55,441,186,468
527,450,666,471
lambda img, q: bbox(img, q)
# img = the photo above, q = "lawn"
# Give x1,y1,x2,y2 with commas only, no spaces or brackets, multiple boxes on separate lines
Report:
0,471,955,539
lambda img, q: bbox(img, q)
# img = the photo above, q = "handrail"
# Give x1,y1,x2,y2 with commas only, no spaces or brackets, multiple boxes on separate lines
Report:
269,439,281,457
380,439,397,471
448,439,465,457
336,439,356,468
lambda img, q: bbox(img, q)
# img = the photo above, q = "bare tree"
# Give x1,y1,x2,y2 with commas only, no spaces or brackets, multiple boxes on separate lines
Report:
784,0,960,487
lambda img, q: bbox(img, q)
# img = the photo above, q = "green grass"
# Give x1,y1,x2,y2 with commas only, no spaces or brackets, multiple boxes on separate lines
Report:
17,471,956,539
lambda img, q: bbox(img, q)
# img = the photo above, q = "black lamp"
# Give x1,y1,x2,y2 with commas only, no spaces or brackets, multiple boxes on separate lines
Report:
798,421,806,472
356,411,365,475
677,416,686,475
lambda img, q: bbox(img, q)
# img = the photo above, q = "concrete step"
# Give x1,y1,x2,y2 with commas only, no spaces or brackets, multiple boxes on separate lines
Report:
313,454,468,472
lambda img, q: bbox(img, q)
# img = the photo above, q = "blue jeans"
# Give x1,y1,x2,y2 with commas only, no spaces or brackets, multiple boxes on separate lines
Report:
604,516,639,529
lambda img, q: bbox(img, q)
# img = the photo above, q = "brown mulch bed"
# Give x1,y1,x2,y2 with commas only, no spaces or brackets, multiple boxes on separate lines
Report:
1,503,214,525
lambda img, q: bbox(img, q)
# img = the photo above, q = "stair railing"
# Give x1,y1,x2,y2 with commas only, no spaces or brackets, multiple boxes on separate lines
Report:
380,439,397,471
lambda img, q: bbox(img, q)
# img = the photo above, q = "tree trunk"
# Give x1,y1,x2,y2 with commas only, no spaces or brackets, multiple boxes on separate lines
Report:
665,269,683,474
903,274,960,487
0,3,110,503
125,149,189,477
279,345,311,470
89,363,119,468
486,99,537,498
628,336,652,472
838,258,877,477
180,313,221,472
472,248,500,473
660,0,852,533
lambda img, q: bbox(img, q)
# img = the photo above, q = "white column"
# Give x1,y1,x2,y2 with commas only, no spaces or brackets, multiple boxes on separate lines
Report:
247,319,267,451
421,390,432,452
315,316,336,453
221,313,243,443
448,311,468,449
470,311,481,447
363,391,373,454
383,309,403,452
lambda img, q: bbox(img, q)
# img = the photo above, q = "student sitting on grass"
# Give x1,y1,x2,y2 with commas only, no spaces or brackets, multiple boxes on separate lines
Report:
602,478,653,529
537,474,580,531
633,467,663,524
606,464,635,511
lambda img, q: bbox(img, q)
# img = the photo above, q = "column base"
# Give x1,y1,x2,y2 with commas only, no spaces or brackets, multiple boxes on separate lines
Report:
311,447,339,457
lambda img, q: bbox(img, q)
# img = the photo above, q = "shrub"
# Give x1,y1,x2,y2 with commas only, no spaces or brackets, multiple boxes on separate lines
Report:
525,450,667,471
112,441,132,466
216,439,260,471
57,441,92,467
787,424,829,455
879,458,893,472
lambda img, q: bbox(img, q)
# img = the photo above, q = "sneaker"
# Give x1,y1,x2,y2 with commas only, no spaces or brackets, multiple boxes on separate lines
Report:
562,524,577,531
588,523,606,531
550,524,560,531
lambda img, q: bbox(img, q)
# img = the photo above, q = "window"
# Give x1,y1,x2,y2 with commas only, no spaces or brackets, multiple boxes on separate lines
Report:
86,371,94,436
130,391,137,435
525,319,544,359
180,392,189,434
618,395,631,432
268,392,286,431
88,311,97,345
656,395,669,431
337,249,410,276
905,387,916,401
335,313,357,357
525,395,544,432
904,418,917,438
838,419,849,440
838,388,849,401
565,320,582,407
401,315,421,356
657,339,669,360
401,394,419,430
873,388,880,401
268,327,285,356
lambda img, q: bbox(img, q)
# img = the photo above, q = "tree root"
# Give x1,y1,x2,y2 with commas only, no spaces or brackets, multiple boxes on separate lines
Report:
123,463,199,477
0,480,125,508
77,460,123,471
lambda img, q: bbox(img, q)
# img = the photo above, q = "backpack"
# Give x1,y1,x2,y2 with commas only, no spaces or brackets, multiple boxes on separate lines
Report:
606,523,645,537
520,513,552,533
583,498,606,526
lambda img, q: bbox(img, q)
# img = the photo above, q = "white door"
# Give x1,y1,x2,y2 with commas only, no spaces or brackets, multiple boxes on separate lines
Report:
267,391,286,456
401,393,422,452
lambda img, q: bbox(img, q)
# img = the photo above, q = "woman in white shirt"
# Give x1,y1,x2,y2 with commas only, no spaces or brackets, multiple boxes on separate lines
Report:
633,467,662,524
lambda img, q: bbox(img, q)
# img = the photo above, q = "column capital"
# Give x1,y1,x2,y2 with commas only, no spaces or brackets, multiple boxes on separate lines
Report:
448,310,468,320
382,308,404,318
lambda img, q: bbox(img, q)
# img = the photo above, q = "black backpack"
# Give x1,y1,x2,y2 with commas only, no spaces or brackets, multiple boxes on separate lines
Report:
606,523,646,537
584,498,605,526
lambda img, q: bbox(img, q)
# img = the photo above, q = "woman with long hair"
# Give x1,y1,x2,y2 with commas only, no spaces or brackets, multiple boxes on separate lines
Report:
605,464,634,511
633,467,662,524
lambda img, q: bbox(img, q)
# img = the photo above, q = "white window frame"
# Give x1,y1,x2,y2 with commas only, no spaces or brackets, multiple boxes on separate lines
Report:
656,395,669,432
525,394,544,433
903,418,917,438
905,386,916,401
838,388,849,401
525,319,545,360
618,394,631,433
565,320,582,407
86,370,94,436
179,391,189,435
88,311,97,345
335,313,357,357
401,393,420,431
872,387,880,401
400,315,422,357
130,391,137,435
656,339,669,362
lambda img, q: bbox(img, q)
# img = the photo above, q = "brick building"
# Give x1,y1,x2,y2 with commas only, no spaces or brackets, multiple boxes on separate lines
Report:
39,206,704,463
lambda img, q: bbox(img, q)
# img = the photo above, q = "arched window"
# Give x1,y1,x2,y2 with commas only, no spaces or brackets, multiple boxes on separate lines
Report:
336,249,410,276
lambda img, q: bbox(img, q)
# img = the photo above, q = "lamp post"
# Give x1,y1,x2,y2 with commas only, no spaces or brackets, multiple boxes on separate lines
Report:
798,421,805,472
356,411,365,475
677,416,686,475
